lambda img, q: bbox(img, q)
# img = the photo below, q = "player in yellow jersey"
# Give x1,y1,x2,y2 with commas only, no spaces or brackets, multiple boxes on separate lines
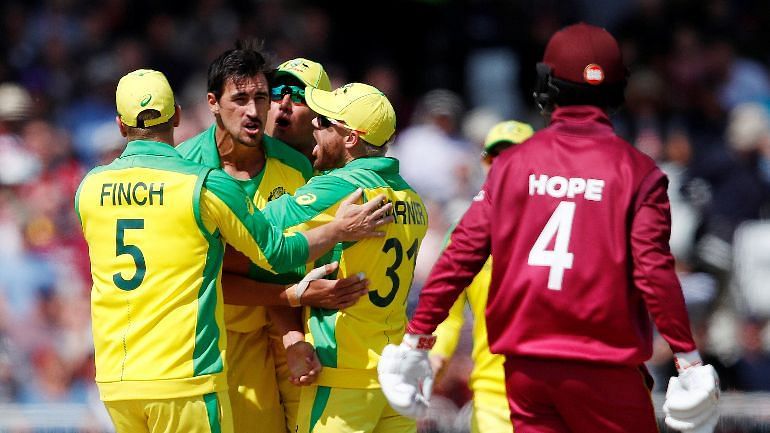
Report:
177,43,366,433
262,83,428,433
429,120,535,433
264,57,336,432
76,69,393,433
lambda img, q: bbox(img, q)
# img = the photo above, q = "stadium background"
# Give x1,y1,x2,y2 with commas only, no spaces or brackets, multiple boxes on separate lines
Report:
1,0,770,431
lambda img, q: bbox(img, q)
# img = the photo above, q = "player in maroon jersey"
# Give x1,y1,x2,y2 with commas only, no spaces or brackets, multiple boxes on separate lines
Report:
378,23,720,433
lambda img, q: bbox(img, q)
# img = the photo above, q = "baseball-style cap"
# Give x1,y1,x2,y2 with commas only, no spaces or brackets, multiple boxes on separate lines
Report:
484,120,534,152
275,58,332,91
543,23,625,86
116,69,176,127
305,83,396,146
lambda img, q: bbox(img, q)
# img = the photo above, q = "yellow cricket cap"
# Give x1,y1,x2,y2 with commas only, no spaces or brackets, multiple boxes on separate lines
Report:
305,83,396,147
484,120,534,152
275,58,332,91
116,69,175,127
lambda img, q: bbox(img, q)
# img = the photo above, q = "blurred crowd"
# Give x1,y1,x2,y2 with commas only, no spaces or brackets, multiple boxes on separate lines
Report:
1,0,770,429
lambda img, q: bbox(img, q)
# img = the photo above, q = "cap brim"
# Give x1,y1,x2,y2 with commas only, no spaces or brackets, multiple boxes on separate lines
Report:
305,87,346,120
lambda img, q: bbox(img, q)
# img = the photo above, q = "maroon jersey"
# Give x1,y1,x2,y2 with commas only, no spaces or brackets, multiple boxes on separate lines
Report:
409,106,696,366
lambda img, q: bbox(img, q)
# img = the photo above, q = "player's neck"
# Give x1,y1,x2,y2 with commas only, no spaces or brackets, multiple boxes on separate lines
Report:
216,132,266,179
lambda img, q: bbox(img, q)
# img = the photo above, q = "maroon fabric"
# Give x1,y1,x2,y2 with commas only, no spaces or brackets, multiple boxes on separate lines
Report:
503,356,659,433
408,105,696,366
543,23,625,85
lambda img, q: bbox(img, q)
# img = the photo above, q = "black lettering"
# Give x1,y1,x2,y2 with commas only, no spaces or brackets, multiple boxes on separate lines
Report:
149,182,164,205
416,202,425,225
100,183,112,206
117,182,131,205
394,201,407,224
132,182,148,205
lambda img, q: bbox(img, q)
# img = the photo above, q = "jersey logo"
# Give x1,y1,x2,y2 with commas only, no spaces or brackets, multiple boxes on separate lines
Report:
245,196,255,214
295,193,317,205
140,94,152,106
268,186,286,202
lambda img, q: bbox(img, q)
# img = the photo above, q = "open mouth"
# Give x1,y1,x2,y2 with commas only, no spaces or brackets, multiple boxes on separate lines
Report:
274,116,291,129
243,121,261,135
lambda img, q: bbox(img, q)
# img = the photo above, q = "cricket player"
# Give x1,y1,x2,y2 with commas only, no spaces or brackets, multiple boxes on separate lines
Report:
430,120,535,433
76,69,391,433
175,43,337,433
265,57,334,432
262,83,428,433
379,23,720,433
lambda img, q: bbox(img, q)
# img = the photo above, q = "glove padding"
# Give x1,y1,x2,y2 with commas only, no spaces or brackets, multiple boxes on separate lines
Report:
378,343,434,418
664,364,720,433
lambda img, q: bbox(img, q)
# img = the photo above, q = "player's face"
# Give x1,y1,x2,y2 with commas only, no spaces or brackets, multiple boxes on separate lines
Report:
208,74,270,148
267,79,318,163
311,115,348,171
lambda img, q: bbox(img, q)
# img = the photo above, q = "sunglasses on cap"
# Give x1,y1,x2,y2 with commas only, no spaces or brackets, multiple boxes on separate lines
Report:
270,84,305,104
316,115,365,134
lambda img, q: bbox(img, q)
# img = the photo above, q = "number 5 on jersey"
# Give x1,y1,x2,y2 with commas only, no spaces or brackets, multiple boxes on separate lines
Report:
528,201,575,290
114,218,146,291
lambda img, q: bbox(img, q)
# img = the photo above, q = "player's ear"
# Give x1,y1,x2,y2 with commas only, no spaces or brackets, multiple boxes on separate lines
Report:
172,105,181,127
207,92,219,114
116,116,128,137
344,130,359,149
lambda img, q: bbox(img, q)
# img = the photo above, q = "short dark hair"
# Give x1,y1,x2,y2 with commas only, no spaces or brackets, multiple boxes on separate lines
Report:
207,40,274,99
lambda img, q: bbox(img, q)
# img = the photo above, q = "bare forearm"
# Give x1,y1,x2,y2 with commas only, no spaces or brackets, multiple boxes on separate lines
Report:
267,305,305,347
221,272,289,306
301,223,342,262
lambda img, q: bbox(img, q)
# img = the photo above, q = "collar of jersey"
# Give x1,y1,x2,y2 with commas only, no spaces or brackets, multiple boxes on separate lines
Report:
121,140,181,159
549,105,614,136
339,156,399,174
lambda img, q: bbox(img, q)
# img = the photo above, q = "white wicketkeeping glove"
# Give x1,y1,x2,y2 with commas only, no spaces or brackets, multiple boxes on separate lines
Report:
378,333,436,418
663,351,720,433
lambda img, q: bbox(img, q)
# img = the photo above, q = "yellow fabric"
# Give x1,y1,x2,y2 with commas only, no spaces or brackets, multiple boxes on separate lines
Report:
80,167,228,401
225,329,285,433
431,259,508,397
224,156,309,333
296,386,415,433
294,186,428,382
471,390,512,433
222,154,307,431
483,120,535,151
103,391,233,433
304,84,396,146
116,69,175,127
276,58,332,91
270,333,301,432
430,291,466,359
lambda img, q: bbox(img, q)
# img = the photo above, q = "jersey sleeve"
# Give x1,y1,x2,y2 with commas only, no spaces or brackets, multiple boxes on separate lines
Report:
408,175,493,335
262,176,359,232
199,170,309,274
430,291,467,358
630,168,696,353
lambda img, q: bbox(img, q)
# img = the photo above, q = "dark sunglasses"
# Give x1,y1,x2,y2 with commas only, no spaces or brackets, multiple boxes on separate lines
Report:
270,84,305,104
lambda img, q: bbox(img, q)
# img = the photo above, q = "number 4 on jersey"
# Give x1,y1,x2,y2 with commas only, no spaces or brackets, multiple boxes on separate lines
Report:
527,201,575,290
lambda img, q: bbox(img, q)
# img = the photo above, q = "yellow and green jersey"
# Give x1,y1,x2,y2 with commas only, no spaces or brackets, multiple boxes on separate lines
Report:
75,140,309,401
263,157,428,388
177,125,312,332
431,257,506,397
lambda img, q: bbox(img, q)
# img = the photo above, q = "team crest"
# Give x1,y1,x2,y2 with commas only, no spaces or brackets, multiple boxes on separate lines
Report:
295,193,317,205
268,186,286,202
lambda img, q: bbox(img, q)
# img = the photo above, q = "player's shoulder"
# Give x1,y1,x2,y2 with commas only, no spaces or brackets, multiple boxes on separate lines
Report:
263,135,313,180
176,124,218,166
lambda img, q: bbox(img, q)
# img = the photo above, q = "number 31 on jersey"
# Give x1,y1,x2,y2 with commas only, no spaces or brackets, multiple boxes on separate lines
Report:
527,201,575,290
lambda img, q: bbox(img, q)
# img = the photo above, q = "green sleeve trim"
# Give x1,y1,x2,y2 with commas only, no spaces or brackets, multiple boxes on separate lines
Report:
247,262,305,284
203,392,222,433
262,176,358,230
309,307,338,368
193,167,215,239
310,386,332,433
74,177,84,227
264,135,313,181
193,206,225,377
176,124,221,169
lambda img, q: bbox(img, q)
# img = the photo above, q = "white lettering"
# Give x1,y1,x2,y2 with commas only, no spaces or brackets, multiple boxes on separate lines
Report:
546,176,568,197
529,174,547,196
528,174,604,201
585,179,605,201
